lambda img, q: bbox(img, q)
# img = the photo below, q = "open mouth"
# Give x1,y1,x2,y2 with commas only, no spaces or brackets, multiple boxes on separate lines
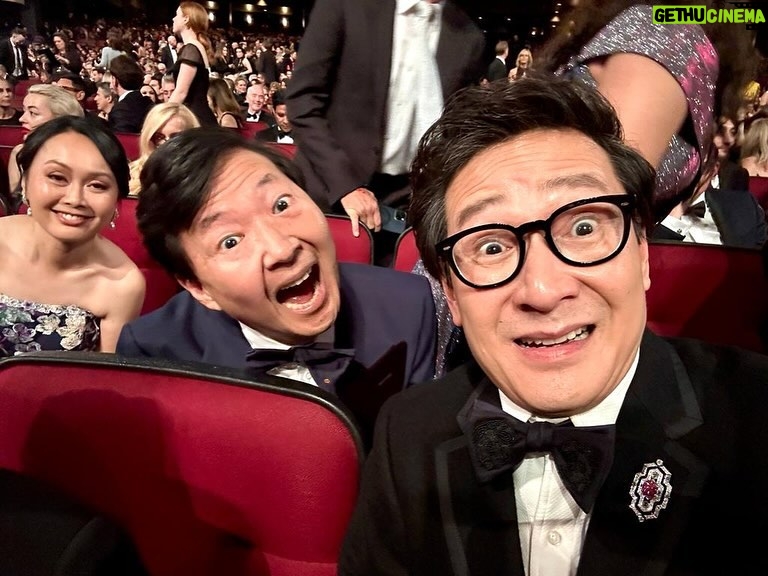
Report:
276,265,320,309
515,325,594,348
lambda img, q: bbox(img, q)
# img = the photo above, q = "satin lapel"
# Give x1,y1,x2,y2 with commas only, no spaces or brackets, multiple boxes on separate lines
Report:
371,0,396,130
203,310,253,366
435,370,526,576
578,332,708,576
704,189,734,245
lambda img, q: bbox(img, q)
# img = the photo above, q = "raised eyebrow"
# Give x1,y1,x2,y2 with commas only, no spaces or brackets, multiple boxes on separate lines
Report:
455,193,507,229
541,174,611,194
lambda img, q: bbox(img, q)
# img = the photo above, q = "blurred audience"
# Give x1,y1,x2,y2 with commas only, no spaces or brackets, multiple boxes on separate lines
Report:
0,76,21,125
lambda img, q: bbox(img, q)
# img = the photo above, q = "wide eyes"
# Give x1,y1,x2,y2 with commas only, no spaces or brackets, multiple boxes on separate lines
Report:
220,235,242,250
273,195,290,214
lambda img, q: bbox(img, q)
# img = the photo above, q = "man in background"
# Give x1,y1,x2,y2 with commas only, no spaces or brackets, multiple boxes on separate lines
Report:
286,0,485,238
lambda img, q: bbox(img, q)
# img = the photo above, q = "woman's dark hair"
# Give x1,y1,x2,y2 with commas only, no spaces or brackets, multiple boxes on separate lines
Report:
138,127,305,281
539,0,756,118
17,115,130,199
409,77,656,282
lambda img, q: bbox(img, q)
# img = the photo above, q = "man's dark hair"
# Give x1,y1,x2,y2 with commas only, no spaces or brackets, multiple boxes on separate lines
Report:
54,71,86,92
138,127,305,281
272,89,287,108
18,115,130,199
109,54,144,91
409,77,656,282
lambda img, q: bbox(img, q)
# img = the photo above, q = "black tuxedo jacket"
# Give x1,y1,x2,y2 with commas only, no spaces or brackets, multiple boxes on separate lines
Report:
116,263,436,387
108,91,153,134
718,159,749,192
158,45,177,70
340,331,768,575
259,49,278,85
0,469,146,576
285,0,485,210
0,38,31,80
652,186,767,248
486,57,507,82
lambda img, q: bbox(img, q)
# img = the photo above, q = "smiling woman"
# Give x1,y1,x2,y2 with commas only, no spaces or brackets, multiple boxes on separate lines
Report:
0,116,145,355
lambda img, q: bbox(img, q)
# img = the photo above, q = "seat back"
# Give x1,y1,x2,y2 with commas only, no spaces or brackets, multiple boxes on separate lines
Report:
646,241,768,353
326,214,373,265
114,132,141,162
748,176,768,214
392,227,419,272
238,122,269,139
0,125,25,167
100,197,179,314
266,142,298,159
0,352,364,576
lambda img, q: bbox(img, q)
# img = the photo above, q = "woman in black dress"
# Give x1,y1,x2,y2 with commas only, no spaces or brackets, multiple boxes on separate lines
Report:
169,2,217,126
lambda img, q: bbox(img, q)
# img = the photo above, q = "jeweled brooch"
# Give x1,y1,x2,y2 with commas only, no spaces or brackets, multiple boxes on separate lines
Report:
628,459,672,522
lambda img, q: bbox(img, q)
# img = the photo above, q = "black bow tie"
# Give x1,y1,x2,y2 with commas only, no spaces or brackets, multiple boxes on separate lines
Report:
247,112,259,120
457,378,615,512
246,342,355,391
684,201,706,218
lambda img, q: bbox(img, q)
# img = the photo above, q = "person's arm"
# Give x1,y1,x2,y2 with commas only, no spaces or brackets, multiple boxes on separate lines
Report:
99,267,146,353
285,0,381,234
169,62,195,103
588,54,687,170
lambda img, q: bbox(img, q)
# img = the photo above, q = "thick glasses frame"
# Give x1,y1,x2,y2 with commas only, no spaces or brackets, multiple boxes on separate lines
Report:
436,194,636,289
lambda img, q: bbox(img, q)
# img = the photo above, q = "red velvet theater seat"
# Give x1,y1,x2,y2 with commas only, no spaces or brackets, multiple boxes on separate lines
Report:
114,132,141,162
646,240,768,353
99,197,180,314
325,214,374,265
0,352,364,576
392,227,419,273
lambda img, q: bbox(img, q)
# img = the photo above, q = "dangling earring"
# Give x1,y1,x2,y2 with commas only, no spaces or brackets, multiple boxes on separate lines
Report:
109,207,119,229
21,189,30,216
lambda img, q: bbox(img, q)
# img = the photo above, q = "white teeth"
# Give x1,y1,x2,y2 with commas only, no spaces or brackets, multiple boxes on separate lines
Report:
284,270,310,290
519,326,589,348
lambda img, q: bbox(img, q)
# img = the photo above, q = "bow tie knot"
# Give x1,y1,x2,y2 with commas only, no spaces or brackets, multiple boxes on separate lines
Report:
684,201,706,219
246,342,355,391
458,379,616,512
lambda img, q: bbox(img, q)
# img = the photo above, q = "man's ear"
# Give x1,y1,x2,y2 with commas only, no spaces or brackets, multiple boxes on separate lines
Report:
639,235,651,292
441,275,462,327
177,277,222,311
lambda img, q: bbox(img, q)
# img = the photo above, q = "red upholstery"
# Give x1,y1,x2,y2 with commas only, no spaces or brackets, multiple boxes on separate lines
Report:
238,121,269,139
100,197,180,314
0,353,364,576
114,132,141,162
646,241,767,353
325,214,373,265
393,227,419,272
0,125,25,167
748,176,768,214
13,78,37,97
267,142,298,159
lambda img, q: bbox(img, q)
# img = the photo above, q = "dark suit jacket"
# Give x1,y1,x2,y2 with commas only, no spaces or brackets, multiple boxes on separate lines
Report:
486,57,507,82
259,49,278,85
719,159,749,192
285,0,485,210
340,331,768,575
0,469,146,576
117,263,436,387
108,91,153,134
652,186,767,248
0,38,31,80
158,45,178,70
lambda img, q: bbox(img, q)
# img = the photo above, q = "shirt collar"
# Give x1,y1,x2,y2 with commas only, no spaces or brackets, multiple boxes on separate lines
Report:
499,347,640,427
396,0,444,15
239,321,335,351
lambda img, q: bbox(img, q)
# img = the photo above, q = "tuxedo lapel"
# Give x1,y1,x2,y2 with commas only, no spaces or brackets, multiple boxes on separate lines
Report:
578,332,708,575
704,188,734,244
198,307,253,365
433,363,526,576
435,435,525,576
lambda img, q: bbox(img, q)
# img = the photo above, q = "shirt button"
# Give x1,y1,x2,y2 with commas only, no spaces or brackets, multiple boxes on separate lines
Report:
323,378,331,385
547,530,562,546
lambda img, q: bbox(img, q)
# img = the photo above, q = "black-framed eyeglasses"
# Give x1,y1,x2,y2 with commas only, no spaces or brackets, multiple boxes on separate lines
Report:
436,194,636,289
150,131,180,147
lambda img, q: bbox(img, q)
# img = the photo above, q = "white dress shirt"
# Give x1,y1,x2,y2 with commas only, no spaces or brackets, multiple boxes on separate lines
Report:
660,195,723,246
499,349,640,576
380,0,444,175
239,322,335,387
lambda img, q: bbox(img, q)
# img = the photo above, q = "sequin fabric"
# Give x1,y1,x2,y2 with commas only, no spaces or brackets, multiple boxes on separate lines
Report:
561,4,718,218
0,293,101,356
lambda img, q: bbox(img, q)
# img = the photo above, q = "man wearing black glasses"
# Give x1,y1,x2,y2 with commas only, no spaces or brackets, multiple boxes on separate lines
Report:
339,78,768,575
